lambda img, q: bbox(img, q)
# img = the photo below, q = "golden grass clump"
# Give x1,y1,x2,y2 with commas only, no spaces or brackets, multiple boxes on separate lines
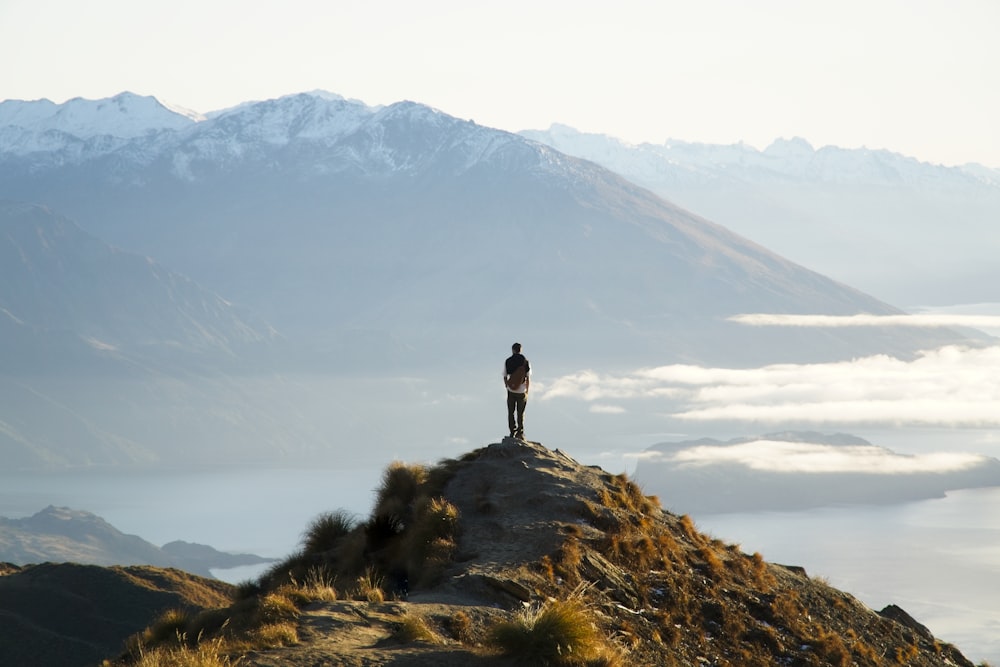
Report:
251,622,298,648
297,565,339,602
487,597,622,666
257,591,300,624
554,536,583,586
812,629,851,667
353,567,386,602
126,636,239,667
697,544,726,580
678,515,702,544
392,614,440,644
894,641,920,664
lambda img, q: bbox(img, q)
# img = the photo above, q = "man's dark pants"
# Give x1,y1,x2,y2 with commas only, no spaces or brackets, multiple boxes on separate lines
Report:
507,390,526,437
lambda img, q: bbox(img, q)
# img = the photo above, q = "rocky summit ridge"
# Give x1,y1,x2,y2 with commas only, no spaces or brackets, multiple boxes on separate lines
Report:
101,438,974,667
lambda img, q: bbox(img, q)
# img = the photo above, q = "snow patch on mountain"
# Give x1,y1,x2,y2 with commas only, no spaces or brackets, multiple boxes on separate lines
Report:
0,91,557,182
0,92,197,140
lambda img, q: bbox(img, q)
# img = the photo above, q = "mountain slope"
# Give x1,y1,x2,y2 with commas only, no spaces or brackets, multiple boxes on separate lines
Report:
0,562,232,667
0,93,972,369
520,124,1000,306
0,92,983,469
0,200,276,368
0,201,328,469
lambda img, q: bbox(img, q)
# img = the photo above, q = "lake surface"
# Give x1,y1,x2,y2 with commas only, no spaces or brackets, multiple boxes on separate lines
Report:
2,466,998,664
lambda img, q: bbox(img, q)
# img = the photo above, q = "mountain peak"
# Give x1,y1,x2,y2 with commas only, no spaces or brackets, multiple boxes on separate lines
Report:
764,135,816,158
97,437,977,666
0,91,198,139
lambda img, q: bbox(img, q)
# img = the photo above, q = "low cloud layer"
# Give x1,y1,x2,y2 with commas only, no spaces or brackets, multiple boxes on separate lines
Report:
729,313,1000,336
656,439,987,474
540,345,1000,426
729,313,1000,329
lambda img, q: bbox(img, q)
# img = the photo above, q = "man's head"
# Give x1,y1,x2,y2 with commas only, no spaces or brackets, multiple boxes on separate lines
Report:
512,342,522,354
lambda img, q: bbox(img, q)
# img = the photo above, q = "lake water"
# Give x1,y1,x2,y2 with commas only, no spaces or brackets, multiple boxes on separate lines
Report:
2,466,998,664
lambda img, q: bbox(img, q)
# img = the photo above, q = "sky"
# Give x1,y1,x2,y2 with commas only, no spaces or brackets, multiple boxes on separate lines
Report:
1,0,998,167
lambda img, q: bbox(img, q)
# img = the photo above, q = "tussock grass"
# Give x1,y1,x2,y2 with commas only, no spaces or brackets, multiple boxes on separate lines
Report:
374,461,427,523
126,636,240,667
392,614,440,644
139,608,191,647
302,510,357,555
246,455,466,604
402,496,460,587
488,596,622,666
248,622,298,649
554,536,583,586
354,567,385,602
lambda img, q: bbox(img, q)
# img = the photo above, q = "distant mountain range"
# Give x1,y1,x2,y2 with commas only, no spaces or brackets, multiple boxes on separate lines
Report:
0,91,982,468
0,505,271,577
520,124,1000,306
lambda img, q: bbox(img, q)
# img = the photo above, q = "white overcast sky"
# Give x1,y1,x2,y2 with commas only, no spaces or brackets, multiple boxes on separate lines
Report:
1,0,997,167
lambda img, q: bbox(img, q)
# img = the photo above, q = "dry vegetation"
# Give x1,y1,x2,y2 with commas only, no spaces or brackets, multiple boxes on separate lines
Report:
103,439,979,667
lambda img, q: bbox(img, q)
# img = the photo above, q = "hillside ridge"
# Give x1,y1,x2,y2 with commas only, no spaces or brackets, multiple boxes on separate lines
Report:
101,438,975,666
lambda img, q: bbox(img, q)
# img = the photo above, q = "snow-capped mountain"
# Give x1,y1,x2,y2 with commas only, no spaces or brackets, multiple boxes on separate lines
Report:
0,92,205,171
520,124,1000,306
0,91,971,364
522,123,1000,189
1,91,985,468
0,91,199,149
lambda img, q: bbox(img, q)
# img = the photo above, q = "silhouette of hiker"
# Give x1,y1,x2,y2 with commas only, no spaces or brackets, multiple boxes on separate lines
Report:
504,342,530,439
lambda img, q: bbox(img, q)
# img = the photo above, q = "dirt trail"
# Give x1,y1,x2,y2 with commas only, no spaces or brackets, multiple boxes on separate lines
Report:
242,599,515,666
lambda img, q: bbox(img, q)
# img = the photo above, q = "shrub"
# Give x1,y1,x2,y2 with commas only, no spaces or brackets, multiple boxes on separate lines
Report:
488,597,618,665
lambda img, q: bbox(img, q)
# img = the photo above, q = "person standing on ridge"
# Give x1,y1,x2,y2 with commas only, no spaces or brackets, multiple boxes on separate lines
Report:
504,342,530,440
